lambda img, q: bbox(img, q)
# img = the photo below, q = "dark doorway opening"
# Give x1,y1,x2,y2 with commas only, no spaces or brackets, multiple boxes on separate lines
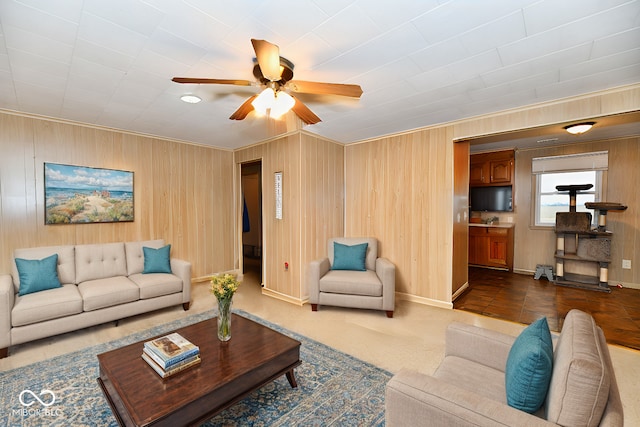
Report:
241,161,263,277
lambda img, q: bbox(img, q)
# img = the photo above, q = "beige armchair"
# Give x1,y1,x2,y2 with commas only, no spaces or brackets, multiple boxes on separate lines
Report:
307,237,395,317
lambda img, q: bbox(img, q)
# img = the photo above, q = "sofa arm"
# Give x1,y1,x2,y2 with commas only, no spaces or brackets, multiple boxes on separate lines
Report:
386,369,553,427
445,322,515,372
170,259,191,305
307,258,330,304
0,275,14,354
376,257,395,311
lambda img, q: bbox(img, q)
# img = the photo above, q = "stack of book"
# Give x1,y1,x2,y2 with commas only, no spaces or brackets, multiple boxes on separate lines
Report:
142,332,200,378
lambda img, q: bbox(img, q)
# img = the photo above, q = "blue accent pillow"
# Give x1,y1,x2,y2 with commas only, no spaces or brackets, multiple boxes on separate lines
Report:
505,317,553,413
15,254,62,296
332,242,368,271
143,245,172,274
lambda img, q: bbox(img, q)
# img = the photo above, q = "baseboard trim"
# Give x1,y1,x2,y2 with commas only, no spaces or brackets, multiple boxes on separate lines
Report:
261,287,306,306
193,269,243,284
513,268,535,275
512,268,640,290
452,282,469,301
396,292,453,310
611,280,640,290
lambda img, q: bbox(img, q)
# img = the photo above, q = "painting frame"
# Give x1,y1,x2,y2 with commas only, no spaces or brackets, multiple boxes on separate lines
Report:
44,163,134,224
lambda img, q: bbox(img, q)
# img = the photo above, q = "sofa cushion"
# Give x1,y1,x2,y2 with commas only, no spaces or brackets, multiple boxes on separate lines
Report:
434,355,507,404
129,273,182,299
546,309,610,427
75,243,127,283
125,239,165,276
143,245,172,274
12,245,75,292
12,284,83,327
319,270,382,296
505,317,553,413
15,254,62,296
332,242,368,271
78,276,139,311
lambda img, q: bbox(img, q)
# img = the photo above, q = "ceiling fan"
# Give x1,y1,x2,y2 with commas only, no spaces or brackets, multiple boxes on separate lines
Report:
172,39,363,125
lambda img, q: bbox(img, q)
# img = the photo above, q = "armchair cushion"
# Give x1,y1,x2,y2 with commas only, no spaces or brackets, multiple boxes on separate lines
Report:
331,242,367,271
505,317,553,413
319,270,382,296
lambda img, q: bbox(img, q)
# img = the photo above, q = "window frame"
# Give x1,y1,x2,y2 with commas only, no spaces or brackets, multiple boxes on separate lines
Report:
533,171,603,227
531,151,608,228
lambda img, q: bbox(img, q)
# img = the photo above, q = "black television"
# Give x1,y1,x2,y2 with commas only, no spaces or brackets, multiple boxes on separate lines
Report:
470,186,512,212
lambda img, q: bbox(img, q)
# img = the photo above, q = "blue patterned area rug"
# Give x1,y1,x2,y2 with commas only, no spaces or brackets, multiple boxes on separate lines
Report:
0,309,391,426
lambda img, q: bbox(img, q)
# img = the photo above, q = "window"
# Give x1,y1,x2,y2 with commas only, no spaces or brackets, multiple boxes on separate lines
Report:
532,152,607,227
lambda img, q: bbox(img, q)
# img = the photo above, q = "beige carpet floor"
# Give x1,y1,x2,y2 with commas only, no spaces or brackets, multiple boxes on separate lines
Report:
2,268,639,424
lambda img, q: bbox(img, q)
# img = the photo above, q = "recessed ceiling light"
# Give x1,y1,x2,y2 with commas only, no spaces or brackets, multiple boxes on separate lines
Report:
180,94,201,104
564,122,595,135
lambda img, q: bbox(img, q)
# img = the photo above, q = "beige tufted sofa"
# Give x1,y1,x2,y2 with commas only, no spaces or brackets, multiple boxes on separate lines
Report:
0,239,191,358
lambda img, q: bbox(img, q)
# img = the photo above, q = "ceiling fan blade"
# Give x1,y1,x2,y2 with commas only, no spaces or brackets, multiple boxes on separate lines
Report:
172,77,253,86
229,95,258,121
251,39,282,81
287,80,363,98
291,97,322,125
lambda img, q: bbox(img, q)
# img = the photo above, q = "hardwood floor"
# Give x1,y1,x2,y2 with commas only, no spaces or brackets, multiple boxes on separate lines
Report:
455,267,640,351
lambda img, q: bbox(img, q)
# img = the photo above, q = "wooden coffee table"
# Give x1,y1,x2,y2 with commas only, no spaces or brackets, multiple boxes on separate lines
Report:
97,314,301,426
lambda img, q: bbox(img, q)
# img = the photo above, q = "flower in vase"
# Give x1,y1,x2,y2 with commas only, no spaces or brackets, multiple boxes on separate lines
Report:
210,273,240,303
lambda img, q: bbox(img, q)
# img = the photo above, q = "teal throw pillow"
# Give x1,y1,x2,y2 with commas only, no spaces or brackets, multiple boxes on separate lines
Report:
332,242,368,271
143,245,172,274
505,317,553,413
15,254,62,296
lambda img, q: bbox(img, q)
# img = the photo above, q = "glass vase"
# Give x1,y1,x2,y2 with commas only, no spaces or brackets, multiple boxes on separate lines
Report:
217,298,232,341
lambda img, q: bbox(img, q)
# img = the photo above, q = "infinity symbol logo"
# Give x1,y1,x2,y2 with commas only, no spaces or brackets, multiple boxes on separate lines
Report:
19,389,56,407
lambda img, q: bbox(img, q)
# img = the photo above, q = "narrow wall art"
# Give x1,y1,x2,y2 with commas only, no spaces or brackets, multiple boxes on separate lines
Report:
44,163,134,224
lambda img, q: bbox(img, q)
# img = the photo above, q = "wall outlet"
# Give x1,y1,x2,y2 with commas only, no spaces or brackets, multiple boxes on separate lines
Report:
622,259,631,269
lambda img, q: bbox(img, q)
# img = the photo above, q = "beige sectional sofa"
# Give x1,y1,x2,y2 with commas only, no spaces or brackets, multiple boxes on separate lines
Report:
386,309,623,426
0,239,191,358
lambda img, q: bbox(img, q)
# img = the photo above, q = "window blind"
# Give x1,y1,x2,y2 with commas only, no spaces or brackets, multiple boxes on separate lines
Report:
531,151,608,174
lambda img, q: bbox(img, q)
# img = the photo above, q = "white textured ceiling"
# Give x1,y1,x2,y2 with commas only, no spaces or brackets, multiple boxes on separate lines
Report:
0,0,639,149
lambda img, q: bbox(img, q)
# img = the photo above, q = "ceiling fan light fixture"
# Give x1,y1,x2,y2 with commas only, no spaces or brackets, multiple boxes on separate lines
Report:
251,88,276,115
180,94,201,104
564,122,595,135
270,91,295,119
251,87,294,119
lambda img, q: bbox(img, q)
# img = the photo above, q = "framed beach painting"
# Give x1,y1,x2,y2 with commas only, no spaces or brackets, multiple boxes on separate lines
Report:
44,163,134,224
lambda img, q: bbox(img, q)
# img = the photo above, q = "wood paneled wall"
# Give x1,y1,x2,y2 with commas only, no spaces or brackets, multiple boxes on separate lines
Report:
0,112,235,280
513,136,640,287
300,133,345,299
1,85,638,307
346,84,639,306
345,127,455,305
234,131,344,303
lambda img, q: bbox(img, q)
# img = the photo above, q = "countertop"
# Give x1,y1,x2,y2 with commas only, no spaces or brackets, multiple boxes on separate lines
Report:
469,223,515,229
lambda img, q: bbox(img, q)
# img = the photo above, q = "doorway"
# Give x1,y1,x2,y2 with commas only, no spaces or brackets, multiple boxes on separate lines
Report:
241,161,263,277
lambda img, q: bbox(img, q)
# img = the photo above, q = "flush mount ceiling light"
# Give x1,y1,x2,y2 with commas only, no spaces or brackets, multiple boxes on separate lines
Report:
180,94,201,104
564,122,595,135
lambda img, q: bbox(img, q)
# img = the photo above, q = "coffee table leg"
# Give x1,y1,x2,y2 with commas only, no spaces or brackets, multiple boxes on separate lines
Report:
285,369,298,388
